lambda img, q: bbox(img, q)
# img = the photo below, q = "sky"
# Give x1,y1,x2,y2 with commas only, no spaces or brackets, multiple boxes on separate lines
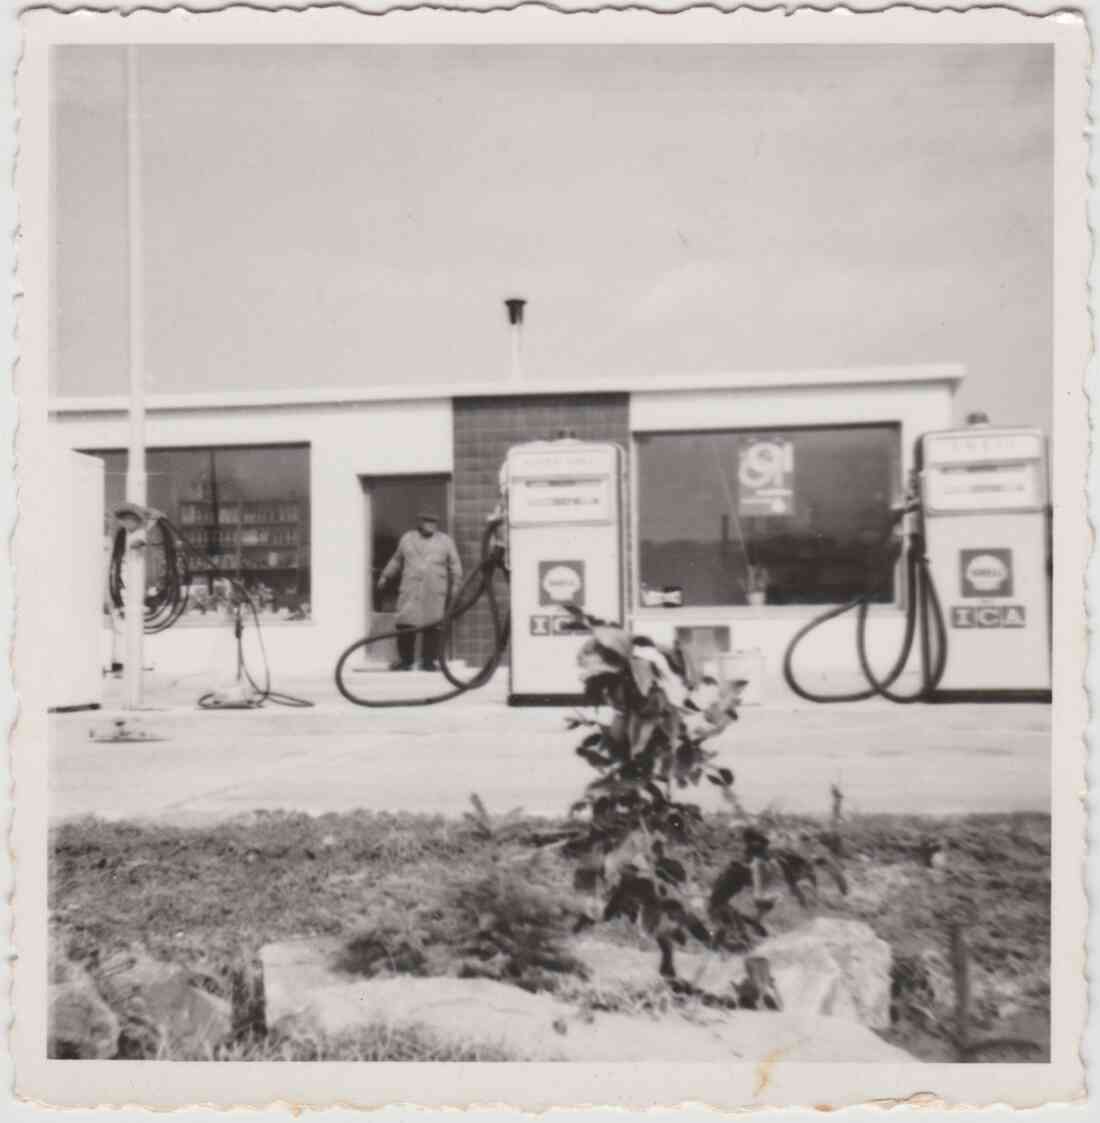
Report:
52,44,1053,432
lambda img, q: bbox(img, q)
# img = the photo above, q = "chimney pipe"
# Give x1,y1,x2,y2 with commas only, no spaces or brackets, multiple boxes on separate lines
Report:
505,298,526,384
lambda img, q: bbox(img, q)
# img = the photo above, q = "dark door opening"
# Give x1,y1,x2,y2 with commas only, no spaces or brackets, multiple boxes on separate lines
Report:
361,474,451,666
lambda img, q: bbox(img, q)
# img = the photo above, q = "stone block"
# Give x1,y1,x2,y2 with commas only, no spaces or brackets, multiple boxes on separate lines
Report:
261,937,910,1062
573,917,893,1031
97,947,232,1057
48,969,121,1059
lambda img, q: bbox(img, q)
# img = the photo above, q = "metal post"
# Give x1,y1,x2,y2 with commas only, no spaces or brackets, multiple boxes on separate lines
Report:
505,298,526,385
123,47,147,710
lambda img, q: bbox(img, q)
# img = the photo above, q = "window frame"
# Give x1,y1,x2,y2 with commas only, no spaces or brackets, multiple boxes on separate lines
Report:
80,440,314,629
630,422,905,616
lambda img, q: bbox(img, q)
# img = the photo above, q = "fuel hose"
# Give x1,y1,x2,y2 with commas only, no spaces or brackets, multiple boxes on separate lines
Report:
781,518,948,704
195,593,314,710
333,518,511,708
108,517,190,634
109,514,314,708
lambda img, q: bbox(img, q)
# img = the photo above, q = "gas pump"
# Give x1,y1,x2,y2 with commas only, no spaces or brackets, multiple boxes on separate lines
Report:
918,424,1051,700
783,419,1051,705
505,439,626,704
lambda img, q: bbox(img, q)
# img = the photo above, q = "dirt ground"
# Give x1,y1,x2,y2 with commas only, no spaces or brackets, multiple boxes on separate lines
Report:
50,805,1050,1062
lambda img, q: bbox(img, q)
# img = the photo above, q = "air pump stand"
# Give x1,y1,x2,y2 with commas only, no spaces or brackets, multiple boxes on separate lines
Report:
201,599,262,710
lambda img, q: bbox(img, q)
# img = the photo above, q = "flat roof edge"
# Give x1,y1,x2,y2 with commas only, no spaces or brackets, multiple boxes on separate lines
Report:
48,364,966,417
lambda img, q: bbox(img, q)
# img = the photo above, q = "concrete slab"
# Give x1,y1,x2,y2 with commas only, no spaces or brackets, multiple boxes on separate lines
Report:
49,670,1051,825
259,939,913,1062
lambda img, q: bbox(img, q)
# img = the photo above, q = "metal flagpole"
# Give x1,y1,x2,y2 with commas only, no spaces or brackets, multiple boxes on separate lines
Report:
123,46,147,710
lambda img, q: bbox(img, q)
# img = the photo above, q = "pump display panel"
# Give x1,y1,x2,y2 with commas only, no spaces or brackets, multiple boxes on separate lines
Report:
922,430,1046,514
508,448,616,526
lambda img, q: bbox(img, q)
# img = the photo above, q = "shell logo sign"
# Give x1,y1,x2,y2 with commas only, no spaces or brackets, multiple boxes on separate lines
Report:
964,554,1008,593
951,547,1026,629
538,560,585,607
959,548,1013,598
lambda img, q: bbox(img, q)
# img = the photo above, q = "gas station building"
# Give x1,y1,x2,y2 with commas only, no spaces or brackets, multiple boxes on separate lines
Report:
48,362,967,697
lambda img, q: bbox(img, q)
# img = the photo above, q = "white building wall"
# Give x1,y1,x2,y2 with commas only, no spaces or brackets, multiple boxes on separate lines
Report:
46,450,105,709
49,398,453,677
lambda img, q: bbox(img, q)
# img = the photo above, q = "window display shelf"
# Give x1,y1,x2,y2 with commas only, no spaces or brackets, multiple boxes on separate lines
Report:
180,494,307,593
179,500,303,526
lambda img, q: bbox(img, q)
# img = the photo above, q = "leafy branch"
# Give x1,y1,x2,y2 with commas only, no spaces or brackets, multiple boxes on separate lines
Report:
561,605,836,987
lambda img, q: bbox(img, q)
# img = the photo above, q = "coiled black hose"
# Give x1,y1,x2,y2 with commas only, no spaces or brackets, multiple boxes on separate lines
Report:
333,518,511,708
108,518,190,634
782,522,948,704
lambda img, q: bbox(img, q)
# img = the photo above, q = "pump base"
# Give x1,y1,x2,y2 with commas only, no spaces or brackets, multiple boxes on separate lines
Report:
198,682,263,710
508,692,587,707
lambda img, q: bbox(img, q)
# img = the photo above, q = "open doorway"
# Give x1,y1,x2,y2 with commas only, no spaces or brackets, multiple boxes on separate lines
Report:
360,474,451,667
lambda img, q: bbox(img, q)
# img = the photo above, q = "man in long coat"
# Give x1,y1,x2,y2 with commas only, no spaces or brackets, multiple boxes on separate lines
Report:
377,511,463,671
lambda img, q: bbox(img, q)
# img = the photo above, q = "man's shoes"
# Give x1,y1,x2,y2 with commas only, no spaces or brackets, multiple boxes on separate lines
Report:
420,661,438,672
388,660,413,672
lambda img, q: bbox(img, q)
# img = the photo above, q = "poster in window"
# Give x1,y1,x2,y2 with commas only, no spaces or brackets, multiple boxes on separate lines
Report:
738,438,795,517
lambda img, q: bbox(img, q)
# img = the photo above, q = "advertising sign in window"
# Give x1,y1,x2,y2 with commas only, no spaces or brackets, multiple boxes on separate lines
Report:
738,438,795,517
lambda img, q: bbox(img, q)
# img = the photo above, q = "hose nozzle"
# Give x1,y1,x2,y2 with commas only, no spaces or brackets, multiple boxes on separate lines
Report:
114,501,164,533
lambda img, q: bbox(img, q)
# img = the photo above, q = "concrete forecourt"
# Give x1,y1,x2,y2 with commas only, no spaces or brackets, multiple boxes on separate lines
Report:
50,671,1051,826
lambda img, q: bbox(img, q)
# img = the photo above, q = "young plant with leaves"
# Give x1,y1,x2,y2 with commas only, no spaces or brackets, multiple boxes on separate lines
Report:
562,608,749,980
562,608,849,989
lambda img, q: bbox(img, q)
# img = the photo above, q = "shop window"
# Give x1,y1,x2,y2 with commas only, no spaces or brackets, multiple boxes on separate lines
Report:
85,444,311,623
636,425,900,607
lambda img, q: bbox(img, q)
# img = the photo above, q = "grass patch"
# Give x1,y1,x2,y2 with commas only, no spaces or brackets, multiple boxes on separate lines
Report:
50,807,1050,1061
221,1020,520,1062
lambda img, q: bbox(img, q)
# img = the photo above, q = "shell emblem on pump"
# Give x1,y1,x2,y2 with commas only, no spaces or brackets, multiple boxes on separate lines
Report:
960,549,1013,598
539,561,585,606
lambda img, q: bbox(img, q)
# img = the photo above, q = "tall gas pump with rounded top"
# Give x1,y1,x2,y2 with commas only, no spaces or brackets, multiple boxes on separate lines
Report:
504,438,626,705
919,416,1051,700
